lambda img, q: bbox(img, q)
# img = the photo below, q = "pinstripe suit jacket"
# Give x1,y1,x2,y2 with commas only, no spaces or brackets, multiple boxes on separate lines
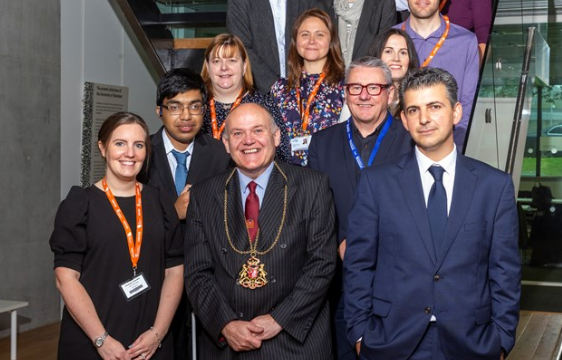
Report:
184,162,337,359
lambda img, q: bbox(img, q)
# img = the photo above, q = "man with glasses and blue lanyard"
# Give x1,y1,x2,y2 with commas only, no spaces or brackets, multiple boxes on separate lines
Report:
308,56,413,360
139,67,231,360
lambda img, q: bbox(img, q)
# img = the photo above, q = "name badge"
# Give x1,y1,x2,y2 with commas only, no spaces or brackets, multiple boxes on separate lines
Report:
291,136,312,153
119,273,151,301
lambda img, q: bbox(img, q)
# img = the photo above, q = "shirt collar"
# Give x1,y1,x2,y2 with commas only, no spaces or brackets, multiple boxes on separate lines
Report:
237,162,275,193
351,113,389,139
415,144,457,174
162,129,194,155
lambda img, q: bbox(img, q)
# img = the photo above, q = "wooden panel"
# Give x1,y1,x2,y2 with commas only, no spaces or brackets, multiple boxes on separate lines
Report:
516,311,533,340
533,314,562,359
0,322,59,360
509,313,550,359
174,37,213,49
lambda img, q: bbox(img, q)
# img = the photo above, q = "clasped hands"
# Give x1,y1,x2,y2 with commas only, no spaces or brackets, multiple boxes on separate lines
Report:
222,314,282,352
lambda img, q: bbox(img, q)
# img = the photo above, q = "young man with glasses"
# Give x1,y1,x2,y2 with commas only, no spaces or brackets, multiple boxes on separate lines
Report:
138,67,231,360
308,56,413,360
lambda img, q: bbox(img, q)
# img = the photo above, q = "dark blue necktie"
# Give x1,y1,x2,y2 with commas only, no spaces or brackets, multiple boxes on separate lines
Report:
428,166,447,255
171,150,189,196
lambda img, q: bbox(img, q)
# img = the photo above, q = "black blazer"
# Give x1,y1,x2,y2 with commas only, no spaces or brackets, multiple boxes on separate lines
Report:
139,127,232,202
227,0,332,93
185,162,337,359
308,115,413,242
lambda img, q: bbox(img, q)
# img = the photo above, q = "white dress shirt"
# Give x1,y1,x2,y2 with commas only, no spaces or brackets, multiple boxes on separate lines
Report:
269,0,287,78
162,129,195,178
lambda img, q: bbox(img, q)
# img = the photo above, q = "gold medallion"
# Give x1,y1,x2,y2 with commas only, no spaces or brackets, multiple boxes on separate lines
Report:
238,255,268,289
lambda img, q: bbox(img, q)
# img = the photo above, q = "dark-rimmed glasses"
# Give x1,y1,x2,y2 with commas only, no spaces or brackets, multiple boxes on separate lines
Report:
346,83,390,96
161,102,205,115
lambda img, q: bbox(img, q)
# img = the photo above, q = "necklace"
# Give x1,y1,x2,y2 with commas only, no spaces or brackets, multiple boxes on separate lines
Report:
223,162,288,289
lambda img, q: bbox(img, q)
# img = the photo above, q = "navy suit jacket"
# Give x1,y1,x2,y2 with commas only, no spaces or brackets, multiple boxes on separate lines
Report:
344,151,521,359
308,115,413,243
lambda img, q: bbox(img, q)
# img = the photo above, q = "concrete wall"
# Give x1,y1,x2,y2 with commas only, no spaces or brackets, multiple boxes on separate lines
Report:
0,0,161,337
0,1,61,335
61,0,160,197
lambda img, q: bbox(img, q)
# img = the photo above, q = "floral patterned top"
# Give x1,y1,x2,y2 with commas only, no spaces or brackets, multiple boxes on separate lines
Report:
271,72,345,166
202,90,291,163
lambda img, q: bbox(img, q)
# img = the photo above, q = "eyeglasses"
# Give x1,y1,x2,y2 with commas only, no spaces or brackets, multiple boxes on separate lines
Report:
161,102,205,115
346,83,390,96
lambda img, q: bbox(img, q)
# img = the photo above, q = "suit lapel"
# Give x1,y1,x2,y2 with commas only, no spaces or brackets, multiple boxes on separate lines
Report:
353,1,375,58
373,114,397,165
152,128,177,200
341,123,359,190
436,154,477,265
258,163,292,251
187,135,207,185
224,170,251,253
397,153,438,265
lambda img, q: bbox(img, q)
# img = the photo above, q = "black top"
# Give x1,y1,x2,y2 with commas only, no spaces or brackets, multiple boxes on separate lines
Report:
50,185,183,359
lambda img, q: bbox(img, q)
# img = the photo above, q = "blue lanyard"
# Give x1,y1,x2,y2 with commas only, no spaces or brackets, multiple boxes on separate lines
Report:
346,114,393,170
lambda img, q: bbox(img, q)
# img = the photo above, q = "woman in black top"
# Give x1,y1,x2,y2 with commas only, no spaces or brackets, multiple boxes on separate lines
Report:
50,112,184,360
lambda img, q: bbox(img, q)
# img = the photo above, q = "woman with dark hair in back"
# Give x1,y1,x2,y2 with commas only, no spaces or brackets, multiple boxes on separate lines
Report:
369,28,419,118
50,112,184,360
271,8,345,166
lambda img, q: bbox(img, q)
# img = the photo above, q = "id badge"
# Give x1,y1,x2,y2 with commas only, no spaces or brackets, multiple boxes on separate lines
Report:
291,136,312,153
119,272,151,301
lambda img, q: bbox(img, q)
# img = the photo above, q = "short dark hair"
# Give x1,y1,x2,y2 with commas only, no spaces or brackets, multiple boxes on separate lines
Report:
368,28,420,81
98,111,151,160
156,68,207,106
399,67,458,107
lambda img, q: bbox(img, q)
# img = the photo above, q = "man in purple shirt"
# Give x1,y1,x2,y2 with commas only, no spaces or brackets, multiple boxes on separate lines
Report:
395,0,479,150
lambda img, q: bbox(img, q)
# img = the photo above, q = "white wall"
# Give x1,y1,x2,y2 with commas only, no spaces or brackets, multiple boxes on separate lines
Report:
61,0,160,197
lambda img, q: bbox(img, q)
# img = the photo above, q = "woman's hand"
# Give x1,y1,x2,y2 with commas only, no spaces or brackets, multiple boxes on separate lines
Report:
97,336,131,360
126,329,161,360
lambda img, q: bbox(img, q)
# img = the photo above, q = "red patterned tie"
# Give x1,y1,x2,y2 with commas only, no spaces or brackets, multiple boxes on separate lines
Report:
245,181,259,242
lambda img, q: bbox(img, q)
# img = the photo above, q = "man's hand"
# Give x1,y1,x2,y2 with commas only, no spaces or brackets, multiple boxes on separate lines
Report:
250,314,282,341
174,184,191,220
222,320,263,352
355,340,361,356
338,239,347,260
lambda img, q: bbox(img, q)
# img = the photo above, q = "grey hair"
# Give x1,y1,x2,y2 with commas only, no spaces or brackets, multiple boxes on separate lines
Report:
399,67,458,107
345,56,393,86
223,102,279,139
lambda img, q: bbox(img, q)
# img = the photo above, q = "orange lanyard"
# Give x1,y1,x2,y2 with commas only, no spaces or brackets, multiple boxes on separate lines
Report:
439,0,448,11
296,73,326,131
403,15,450,68
102,178,143,276
209,88,244,139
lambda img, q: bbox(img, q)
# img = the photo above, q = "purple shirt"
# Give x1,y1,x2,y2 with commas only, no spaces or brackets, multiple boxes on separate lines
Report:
396,15,479,148
441,0,492,45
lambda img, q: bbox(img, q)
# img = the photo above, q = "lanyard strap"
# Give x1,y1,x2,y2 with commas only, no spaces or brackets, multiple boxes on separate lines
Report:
439,0,448,11
403,15,450,68
346,114,393,170
296,73,326,131
209,88,245,139
102,178,143,275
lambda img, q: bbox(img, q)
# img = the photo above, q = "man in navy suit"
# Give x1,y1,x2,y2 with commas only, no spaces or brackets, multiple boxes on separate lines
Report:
344,67,520,360
139,68,231,360
308,56,413,360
